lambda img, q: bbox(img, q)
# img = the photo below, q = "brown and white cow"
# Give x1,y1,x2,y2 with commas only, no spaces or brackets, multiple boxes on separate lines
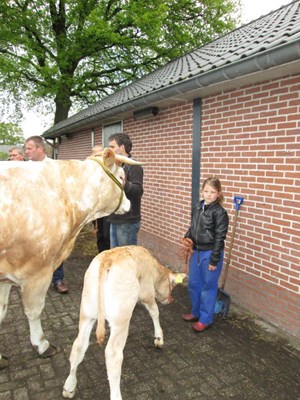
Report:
0,149,139,369
63,245,186,400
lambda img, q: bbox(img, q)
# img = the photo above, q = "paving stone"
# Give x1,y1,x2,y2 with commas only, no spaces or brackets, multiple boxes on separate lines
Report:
0,226,299,400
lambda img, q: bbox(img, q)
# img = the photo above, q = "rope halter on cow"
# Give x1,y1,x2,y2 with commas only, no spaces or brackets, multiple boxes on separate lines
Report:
87,156,125,214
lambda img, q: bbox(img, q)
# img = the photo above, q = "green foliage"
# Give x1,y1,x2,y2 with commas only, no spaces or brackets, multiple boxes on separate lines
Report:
0,151,9,161
0,122,24,145
0,0,240,124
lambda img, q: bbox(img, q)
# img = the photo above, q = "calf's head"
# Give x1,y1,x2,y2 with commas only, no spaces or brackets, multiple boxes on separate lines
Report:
155,269,186,305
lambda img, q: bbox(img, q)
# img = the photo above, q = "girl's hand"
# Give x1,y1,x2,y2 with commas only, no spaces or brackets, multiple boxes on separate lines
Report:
208,264,217,271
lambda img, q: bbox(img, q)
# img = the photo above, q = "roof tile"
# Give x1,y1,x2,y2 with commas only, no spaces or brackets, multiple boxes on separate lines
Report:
45,0,300,135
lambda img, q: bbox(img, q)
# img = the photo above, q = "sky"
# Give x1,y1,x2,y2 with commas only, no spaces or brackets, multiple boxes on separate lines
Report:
241,0,292,23
20,0,293,138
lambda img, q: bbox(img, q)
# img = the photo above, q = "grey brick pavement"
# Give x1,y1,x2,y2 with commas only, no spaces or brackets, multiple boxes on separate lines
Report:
0,228,299,400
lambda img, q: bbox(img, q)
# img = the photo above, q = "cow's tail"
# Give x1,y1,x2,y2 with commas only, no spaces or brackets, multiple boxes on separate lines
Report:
95,255,109,345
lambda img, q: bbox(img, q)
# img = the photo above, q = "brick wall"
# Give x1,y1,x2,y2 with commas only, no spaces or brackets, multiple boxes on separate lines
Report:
57,73,300,337
198,75,300,336
129,74,300,337
124,103,194,245
58,127,103,160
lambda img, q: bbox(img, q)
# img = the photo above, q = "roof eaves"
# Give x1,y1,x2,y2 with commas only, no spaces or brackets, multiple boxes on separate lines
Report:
43,39,300,139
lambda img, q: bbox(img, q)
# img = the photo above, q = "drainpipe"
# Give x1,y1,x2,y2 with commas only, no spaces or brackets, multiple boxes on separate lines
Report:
91,128,95,148
191,98,202,215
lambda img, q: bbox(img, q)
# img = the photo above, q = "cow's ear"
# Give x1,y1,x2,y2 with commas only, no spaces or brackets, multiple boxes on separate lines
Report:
102,148,116,168
169,272,186,287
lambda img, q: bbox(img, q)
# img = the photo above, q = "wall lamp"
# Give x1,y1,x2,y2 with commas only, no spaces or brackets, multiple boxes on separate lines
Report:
133,106,159,121
56,134,70,144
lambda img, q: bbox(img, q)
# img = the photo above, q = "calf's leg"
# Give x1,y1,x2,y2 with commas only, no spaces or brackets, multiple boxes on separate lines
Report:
105,321,130,400
142,300,164,349
0,283,12,369
63,316,96,399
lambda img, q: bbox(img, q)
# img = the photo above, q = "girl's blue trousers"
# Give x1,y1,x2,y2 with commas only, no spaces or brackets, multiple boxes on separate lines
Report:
188,249,224,325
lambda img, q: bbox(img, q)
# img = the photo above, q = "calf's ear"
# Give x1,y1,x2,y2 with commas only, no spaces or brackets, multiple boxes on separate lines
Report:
169,273,186,287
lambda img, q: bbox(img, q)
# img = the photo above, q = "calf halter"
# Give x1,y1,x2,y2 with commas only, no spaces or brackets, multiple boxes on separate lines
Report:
88,156,124,213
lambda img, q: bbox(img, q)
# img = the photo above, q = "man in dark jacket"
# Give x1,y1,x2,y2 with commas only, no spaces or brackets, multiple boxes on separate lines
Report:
107,133,143,248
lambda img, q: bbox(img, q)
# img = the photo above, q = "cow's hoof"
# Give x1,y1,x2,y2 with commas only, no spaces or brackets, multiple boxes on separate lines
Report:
39,344,58,358
63,388,76,399
0,355,9,370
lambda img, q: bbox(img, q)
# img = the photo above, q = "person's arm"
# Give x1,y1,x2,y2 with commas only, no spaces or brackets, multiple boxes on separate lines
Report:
123,165,143,200
209,207,229,268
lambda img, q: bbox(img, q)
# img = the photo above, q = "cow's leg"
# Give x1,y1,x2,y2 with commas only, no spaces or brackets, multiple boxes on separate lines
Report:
21,276,56,357
0,283,12,369
142,300,164,349
105,321,130,400
63,316,96,398
0,282,11,324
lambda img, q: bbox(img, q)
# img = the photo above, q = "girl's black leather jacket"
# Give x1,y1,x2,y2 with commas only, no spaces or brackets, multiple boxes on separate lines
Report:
185,200,229,266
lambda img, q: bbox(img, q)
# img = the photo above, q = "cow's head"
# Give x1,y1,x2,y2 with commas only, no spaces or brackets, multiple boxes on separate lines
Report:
155,269,186,305
94,148,142,215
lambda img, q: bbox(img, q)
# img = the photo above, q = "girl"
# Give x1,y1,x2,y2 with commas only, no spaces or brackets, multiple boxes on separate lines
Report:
183,177,229,332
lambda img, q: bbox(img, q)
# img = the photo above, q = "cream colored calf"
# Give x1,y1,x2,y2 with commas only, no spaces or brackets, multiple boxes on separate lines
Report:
63,246,185,400
0,149,139,369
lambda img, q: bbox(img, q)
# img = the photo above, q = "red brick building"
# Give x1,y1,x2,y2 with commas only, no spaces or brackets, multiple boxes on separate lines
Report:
44,1,300,337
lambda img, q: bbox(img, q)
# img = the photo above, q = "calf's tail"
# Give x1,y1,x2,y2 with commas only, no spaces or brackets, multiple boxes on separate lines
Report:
95,256,108,345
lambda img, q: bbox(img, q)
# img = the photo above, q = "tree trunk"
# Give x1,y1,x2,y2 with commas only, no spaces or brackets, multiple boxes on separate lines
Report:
54,83,72,124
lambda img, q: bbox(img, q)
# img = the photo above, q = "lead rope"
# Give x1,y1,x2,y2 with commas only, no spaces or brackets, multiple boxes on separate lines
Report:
177,237,194,274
